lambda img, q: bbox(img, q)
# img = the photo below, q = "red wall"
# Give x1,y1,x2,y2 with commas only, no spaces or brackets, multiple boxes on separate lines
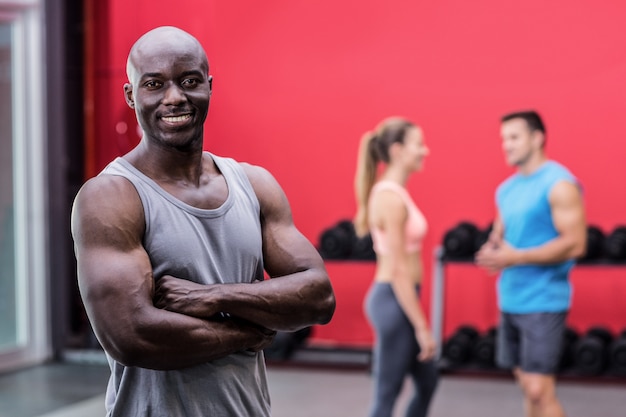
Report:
88,0,626,343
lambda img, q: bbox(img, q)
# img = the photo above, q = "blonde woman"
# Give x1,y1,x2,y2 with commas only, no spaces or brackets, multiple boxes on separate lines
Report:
354,117,438,417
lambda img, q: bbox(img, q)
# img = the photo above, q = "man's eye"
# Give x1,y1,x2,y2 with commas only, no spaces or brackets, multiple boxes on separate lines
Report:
182,78,198,87
145,80,161,88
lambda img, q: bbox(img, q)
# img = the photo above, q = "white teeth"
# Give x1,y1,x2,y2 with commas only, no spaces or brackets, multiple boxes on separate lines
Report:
162,115,190,123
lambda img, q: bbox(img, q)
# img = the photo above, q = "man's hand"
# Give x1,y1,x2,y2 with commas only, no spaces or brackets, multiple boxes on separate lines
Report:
230,318,277,352
154,276,276,351
475,240,521,273
154,275,221,318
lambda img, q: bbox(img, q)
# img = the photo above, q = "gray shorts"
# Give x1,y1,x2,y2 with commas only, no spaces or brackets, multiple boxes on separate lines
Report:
497,312,567,375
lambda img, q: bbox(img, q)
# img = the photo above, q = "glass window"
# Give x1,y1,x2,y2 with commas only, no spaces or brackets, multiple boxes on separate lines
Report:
0,21,17,351
0,3,50,371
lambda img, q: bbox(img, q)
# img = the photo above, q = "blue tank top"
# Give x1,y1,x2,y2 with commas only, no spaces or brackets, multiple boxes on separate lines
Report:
99,153,271,417
496,160,578,313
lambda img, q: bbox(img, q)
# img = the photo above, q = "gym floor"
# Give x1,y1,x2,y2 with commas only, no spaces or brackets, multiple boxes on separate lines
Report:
1,351,624,417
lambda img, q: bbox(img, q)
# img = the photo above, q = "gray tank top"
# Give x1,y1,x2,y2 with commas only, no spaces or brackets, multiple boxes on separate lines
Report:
100,153,270,417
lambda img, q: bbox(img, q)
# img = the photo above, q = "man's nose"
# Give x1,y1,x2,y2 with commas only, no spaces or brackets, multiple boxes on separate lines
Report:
162,83,186,105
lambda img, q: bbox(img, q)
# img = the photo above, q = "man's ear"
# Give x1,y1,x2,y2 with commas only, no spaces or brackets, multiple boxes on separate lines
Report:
532,130,545,149
124,83,135,108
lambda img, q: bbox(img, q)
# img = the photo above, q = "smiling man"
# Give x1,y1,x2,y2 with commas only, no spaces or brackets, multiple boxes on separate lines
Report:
71,26,335,417
475,110,586,417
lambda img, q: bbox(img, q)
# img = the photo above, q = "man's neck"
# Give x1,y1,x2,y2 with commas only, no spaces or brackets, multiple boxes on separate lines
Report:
518,153,548,176
125,140,208,185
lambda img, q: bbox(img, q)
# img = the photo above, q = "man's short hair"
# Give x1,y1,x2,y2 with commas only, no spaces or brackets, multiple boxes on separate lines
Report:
501,110,546,135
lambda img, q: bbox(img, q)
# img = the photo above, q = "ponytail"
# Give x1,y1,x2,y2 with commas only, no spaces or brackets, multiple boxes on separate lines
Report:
354,131,378,237
353,117,416,237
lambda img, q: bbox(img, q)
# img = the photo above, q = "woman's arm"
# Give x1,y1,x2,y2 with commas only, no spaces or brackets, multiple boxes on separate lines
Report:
370,189,436,361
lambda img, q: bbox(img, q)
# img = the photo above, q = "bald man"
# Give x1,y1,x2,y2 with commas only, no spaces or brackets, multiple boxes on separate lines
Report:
71,26,335,416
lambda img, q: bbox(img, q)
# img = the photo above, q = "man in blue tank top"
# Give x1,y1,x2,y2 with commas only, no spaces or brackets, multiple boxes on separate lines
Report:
476,110,586,417
71,26,335,416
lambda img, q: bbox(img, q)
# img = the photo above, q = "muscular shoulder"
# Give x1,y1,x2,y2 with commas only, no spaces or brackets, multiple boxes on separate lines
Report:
239,162,291,222
240,163,282,200
545,161,581,200
549,179,583,207
71,174,145,249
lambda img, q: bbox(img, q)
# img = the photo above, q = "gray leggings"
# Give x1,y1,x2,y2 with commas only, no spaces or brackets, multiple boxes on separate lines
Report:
365,282,439,417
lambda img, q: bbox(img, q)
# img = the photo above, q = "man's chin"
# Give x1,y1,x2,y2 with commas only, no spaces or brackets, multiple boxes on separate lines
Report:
505,157,520,167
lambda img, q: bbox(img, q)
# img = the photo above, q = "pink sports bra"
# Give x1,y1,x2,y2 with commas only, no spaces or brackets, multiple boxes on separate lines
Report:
369,180,428,254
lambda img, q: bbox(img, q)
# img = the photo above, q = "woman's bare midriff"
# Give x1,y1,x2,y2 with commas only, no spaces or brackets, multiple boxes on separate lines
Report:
373,251,423,284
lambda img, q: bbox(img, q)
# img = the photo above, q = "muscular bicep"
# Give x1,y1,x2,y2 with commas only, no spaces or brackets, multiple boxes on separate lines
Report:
243,164,324,277
71,176,153,351
78,249,154,341
221,163,335,329
549,180,587,254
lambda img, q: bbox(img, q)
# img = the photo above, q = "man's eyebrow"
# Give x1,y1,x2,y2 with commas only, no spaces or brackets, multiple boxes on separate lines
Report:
140,70,205,80
180,70,206,78
140,72,163,80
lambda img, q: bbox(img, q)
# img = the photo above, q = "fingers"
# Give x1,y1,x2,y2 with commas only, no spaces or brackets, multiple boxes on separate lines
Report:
415,328,437,361
475,247,502,272
236,319,276,352
418,341,437,361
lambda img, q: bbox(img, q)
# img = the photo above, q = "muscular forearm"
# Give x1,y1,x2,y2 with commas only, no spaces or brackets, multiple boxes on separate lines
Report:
154,257,334,332
217,270,335,332
514,235,585,266
155,268,335,332
93,308,273,370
